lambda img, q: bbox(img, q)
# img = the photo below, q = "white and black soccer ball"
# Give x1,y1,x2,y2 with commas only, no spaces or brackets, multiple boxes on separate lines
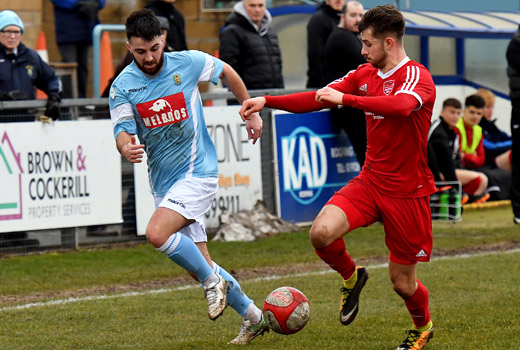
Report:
262,286,310,335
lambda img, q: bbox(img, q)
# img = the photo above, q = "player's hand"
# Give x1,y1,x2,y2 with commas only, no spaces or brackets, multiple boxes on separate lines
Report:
245,112,263,145
315,87,343,105
240,97,266,121
122,135,145,163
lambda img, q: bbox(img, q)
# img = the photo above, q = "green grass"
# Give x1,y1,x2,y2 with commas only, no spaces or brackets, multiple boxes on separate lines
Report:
0,205,518,349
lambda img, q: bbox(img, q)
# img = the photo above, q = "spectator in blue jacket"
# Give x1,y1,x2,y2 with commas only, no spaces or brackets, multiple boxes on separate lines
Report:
51,0,105,98
0,10,61,122
476,88,512,171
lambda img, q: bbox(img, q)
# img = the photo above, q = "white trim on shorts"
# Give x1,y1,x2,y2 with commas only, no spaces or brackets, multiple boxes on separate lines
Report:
154,177,218,243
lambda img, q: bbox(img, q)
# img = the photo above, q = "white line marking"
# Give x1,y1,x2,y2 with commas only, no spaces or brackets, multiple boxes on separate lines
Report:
2,248,519,312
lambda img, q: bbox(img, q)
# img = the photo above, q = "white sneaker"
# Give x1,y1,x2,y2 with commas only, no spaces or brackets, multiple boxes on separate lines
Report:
514,216,520,225
203,274,228,320
228,316,269,344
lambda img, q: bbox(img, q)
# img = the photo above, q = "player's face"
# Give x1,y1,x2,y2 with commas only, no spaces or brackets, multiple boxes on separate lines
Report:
441,106,462,128
0,25,22,53
326,0,346,12
344,3,364,33
360,27,386,69
128,35,165,76
244,0,266,26
463,106,484,126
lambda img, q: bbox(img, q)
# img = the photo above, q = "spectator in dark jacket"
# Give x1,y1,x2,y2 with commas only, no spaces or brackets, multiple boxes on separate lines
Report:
323,0,366,165
0,10,61,122
219,0,283,91
145,0,187,52
506,25,520,223
428,98,490,203
51,0,105,98
306,0,345,88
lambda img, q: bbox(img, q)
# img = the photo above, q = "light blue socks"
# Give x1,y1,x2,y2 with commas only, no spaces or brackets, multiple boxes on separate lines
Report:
212,261,253,317
157,233,213,283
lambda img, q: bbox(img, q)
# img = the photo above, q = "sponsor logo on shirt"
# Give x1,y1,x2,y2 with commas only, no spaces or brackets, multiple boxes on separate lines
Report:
359,84,367,92
136,92,188,129
383,80,395,95
366,112,384,120
128,86,148,93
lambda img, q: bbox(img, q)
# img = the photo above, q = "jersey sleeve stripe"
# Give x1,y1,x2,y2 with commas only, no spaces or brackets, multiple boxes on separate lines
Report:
186,87,202,177
409,66,421,91
199,54,215,83
398,66,421,93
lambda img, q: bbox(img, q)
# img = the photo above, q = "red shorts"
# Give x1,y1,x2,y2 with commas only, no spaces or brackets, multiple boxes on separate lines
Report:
326,176,432,265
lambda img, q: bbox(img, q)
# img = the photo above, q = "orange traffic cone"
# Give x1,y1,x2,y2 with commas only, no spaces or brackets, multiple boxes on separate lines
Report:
99,31,114,96
36,31,49,99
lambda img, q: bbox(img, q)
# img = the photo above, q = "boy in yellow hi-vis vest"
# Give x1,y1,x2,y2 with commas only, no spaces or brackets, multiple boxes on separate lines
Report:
455,94,486,170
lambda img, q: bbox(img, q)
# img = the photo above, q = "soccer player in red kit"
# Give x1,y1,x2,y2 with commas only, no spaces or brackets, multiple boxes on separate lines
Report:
240,5,435,350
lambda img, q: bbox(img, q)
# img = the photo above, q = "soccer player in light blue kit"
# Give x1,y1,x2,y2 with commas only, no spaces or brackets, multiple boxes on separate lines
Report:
109,9,268,344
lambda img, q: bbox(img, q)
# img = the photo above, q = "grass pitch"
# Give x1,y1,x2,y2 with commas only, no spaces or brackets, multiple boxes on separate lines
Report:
0,205,518,349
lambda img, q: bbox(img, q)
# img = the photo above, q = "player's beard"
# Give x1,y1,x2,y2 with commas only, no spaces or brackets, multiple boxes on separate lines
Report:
368,50,387,69
134,51,164,76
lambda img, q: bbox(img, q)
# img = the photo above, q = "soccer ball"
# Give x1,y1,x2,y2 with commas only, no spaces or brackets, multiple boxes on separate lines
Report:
262,286,310,335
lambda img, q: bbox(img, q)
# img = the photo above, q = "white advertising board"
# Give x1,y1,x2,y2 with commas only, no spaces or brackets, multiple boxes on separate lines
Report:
0,120,122,232
134,106,263,235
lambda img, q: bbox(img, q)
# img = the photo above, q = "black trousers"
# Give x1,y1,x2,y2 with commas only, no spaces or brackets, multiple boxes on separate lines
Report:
330,106,367,167
58,41,91,98
511,99,520,217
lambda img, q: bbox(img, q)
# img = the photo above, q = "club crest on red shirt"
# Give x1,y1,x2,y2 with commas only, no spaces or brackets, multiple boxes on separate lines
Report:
136,92,188,129
383,80,395,95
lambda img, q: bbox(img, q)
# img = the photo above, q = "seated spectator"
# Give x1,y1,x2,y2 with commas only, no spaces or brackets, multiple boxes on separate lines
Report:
455,94,487,169
475,88,513,172
0,10,61,122
428,98,490,203
455,94,511,200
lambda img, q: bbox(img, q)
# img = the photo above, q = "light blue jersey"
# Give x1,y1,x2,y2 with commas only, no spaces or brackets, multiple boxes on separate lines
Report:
109,50,223,196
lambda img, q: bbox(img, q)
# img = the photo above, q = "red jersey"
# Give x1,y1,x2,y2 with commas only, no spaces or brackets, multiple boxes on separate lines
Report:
328,57,436,197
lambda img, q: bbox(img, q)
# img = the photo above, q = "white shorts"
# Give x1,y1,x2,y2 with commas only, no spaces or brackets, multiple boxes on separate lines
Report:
154,177,218,243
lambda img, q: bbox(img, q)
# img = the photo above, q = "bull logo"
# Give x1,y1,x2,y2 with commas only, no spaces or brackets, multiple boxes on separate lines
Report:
149,99,172,113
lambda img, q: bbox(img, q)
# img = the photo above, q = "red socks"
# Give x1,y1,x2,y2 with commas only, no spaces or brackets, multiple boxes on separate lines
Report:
404,280,431,328
315,238,356,280
462,176,482,195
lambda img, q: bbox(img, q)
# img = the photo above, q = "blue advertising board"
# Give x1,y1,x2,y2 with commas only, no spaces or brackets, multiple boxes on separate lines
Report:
273,110,360,224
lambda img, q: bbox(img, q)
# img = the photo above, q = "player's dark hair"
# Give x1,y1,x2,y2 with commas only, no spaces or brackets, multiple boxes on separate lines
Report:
443,98,462,109
358,4,405,40
125,8,161,41
464,94,485,109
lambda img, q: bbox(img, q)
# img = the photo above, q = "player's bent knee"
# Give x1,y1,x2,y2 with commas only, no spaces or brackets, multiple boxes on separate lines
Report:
392,280,415,299
309,224,334,249
145,224,165,248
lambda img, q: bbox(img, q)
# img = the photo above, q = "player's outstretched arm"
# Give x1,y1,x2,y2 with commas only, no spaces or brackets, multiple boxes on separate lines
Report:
116,132,145,163
219,63,263,144
240,97,266,120
220,62,250,104
315,87,344,105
